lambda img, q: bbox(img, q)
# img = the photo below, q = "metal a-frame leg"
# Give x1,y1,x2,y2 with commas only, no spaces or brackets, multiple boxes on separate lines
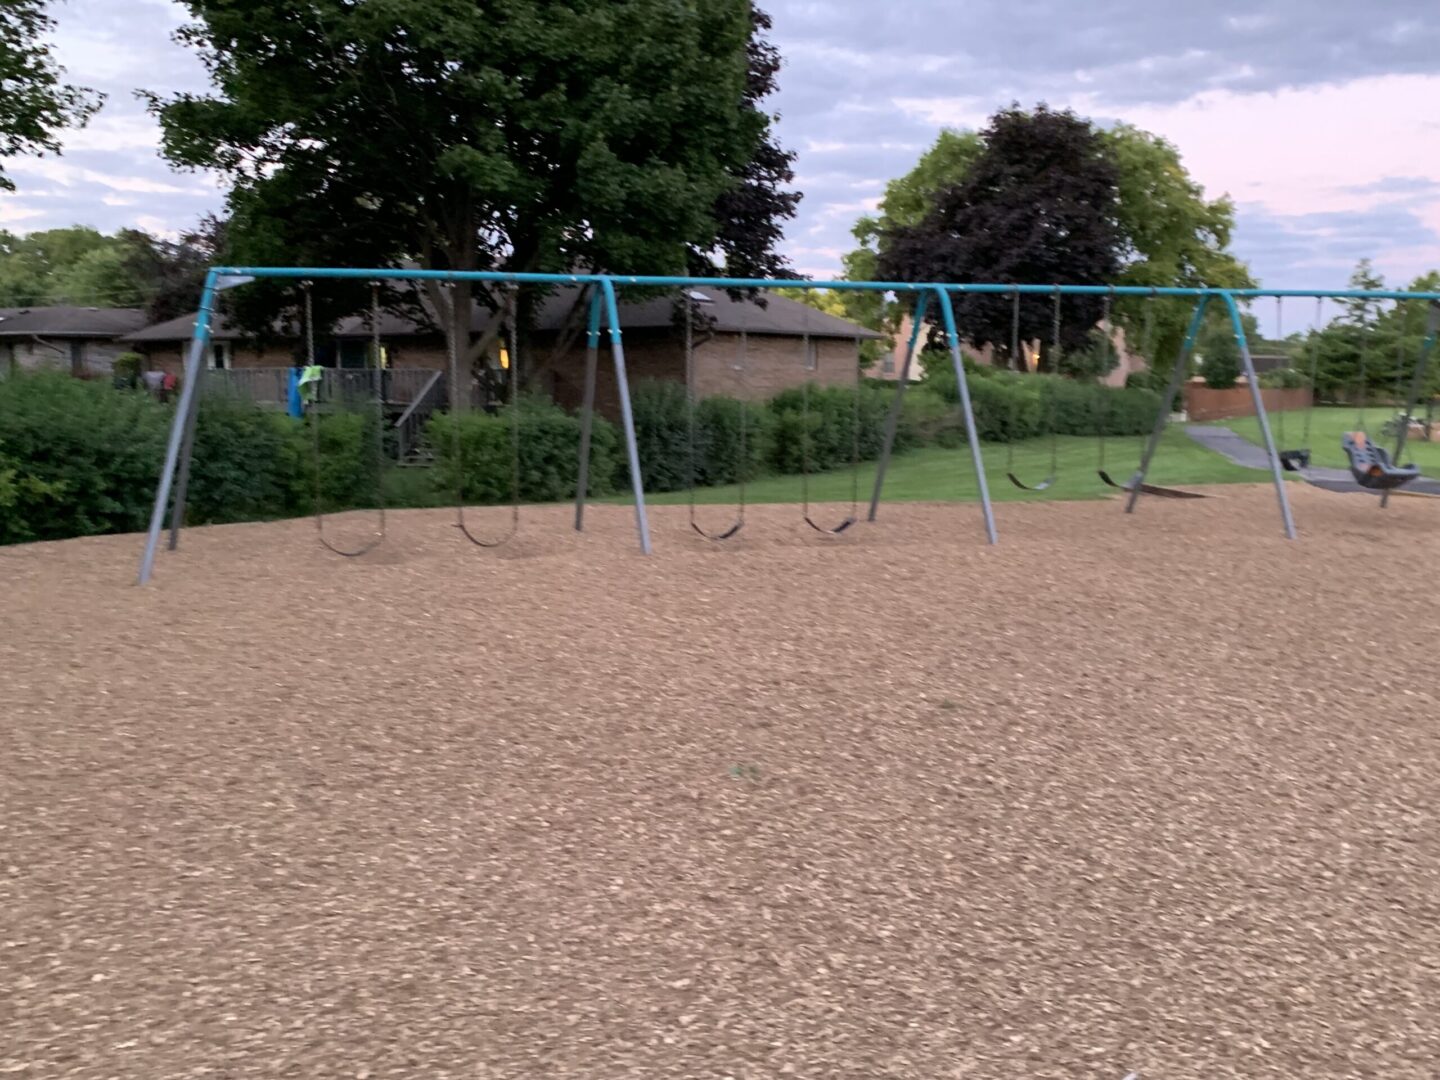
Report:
137,274,220,585
1221,291,1297,538
1125,298,1209,515
599,278,652,555
935,287,998,544
868,292,931,521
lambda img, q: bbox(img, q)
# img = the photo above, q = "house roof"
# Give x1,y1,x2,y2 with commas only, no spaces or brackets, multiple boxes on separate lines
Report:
120,287,883,344
0,306,148,338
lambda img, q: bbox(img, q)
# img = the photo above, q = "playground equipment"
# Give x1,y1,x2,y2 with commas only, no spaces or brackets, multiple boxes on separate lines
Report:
798,322,864,535
1277,297,1439,499
136,269,1440,585
1341,432,1420,490
305,281,387,557
1005,289,1060,492
450,282,522,548
1094,289,1206,500
684,297,749,542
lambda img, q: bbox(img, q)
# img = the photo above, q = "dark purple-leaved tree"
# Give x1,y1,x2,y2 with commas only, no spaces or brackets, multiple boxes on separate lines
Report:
878,104,1123,368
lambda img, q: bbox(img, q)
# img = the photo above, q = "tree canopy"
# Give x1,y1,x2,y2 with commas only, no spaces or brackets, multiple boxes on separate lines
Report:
148,0,799,387
0,219,227,319
1298,261,1440,405
0,1,102,192
878,105,1124,365
848,106,1254,370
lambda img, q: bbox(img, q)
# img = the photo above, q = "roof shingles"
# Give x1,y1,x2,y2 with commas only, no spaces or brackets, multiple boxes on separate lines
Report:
121,288,881,344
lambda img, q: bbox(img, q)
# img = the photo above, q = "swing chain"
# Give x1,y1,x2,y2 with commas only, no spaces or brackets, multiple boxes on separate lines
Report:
1096,288,1113,470
307,280,385,557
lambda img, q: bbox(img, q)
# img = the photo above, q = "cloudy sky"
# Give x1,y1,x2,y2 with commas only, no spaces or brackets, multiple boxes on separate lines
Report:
6,0,1439,310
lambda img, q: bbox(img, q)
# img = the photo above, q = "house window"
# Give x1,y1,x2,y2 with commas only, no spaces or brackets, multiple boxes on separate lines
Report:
337,340,371,369
882,352,896,375
804,338,819,372
209,342,232,369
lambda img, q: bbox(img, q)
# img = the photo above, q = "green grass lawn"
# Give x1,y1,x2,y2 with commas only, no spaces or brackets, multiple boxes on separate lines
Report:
633,428,1261,507
1217,406,1440,474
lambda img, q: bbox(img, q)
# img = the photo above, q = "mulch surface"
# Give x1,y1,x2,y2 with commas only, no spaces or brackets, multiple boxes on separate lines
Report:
5,486,1440,1079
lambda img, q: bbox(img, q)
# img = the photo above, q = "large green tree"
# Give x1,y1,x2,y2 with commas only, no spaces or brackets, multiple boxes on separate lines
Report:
0,0,102,192
0,219,229,315
0,227,131,305
148,0,797,396
848,109,1254,371
1301,262,1440,405
878,105,1124,366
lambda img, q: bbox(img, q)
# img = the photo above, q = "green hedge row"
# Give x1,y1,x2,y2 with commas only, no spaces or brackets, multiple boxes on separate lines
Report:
926,364,1163,441
0,374,384,544
1,366,1169,544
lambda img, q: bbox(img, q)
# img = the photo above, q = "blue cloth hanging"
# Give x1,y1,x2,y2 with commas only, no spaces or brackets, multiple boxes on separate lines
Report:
287,368,304,418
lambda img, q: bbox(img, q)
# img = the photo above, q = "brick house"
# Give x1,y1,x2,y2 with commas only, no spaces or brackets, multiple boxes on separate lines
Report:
0,306,149,377
121,287,882,417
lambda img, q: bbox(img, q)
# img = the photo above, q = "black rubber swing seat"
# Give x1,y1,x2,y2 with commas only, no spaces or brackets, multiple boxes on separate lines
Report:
804,514,856,535
1341,432,1421,491
1097,469,1208,500
1279,449,1311,472
1006,473,1057,492
692,520,744,541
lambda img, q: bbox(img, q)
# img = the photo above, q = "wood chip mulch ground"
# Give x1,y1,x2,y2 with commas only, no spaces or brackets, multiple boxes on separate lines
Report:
5,486,1440,1079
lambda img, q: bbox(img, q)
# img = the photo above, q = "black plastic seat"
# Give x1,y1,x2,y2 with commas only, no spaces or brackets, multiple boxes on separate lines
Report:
1279,449,1311,472
1342,432,1420,491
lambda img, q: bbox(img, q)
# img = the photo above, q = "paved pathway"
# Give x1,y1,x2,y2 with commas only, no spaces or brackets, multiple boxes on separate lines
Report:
1184,425,1440,496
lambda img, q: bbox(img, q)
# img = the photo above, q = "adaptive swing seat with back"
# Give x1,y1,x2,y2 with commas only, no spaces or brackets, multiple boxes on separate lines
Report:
1341,431,1420,491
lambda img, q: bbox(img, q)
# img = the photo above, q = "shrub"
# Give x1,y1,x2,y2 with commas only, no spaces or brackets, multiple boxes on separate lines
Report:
1200,334,1241,390
308,411,386,512
899,387,968,449
965,375,1044,442
627,379,692,493
112,351,144,388
1126,368,1183,413
1259,368,1310,390
1044,380,1160,437
429,395,620,504
0,371,168,543
767,383,892,474
184,398,308,524
692,393,768,485
0,452,68,544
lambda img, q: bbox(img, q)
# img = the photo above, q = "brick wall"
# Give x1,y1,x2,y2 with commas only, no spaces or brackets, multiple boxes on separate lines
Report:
1183,384,1312,422
546,330,861,418
134,329,863,419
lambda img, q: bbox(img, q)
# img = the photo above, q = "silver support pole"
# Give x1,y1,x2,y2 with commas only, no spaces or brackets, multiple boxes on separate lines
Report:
599,278,653,555
1222,291,1297,539
137,273,221,584
1381,303,1440,509
868,292,930,522
573,287,602,531
165,359,206,550
1126,297,1209,514
934,287,998,544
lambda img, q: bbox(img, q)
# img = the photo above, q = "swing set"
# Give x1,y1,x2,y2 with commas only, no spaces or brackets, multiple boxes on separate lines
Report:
1272,296,1440,496
136,269,1440,584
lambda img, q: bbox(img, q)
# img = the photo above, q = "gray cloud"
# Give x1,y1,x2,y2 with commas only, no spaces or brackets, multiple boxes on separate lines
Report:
761,0,1440,286
7,0,1437,298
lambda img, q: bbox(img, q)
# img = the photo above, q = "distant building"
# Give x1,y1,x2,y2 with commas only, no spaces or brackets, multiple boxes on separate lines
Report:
121,287,883,418
0,307,148,377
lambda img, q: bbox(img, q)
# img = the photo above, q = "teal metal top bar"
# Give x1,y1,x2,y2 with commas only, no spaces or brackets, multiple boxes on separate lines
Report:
209,267,1440,303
